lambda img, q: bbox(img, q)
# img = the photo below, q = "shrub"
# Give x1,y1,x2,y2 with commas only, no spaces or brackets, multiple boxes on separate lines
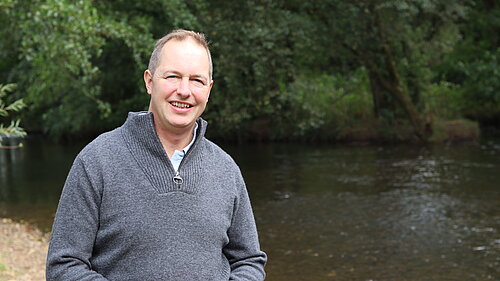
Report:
0,83,27,138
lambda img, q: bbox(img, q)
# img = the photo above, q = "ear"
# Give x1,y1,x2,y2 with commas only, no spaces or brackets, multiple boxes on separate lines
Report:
207,80,214,100
144,70,153,94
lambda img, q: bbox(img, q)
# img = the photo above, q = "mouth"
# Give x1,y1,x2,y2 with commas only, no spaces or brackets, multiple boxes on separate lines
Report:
170,101,193,109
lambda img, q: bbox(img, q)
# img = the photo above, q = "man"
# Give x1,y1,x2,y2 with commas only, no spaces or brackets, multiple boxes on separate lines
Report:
46,29,267,280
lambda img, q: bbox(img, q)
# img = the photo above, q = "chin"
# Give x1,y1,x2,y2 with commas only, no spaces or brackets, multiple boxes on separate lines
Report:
170,120,196,129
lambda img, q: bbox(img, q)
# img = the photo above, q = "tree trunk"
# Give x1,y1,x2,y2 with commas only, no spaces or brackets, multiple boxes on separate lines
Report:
345,45,430,140
367,69,385,117
385,80,429,140
380,43,430,140
341,5,432,140
359,49,430,140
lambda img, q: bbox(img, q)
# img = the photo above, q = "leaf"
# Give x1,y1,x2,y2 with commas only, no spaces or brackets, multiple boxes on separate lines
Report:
5,99,26,112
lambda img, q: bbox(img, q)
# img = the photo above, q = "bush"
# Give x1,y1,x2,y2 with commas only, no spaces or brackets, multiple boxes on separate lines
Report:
429,118,479,143
273,68,375,141
0,83,27,138
422,81,464,120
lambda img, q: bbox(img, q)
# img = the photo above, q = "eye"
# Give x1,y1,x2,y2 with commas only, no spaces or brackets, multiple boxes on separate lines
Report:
165,75,180,80
191,78,206,87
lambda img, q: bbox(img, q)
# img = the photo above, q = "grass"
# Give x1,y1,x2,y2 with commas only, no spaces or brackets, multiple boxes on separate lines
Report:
429,118,480,143
0,262,8,272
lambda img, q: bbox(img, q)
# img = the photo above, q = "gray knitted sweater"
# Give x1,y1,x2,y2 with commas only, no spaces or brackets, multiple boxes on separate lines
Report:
46,112,267,281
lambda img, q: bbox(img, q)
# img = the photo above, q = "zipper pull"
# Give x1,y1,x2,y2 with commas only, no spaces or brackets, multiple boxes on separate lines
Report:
173,171,183,185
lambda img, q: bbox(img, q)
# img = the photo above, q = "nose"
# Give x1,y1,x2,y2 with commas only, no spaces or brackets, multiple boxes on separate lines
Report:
176,77,191,98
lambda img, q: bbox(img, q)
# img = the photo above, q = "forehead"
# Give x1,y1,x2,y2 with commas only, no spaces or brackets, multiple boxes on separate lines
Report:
158,39,210,72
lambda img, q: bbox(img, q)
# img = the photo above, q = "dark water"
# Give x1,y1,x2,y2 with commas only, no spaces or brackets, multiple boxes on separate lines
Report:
1,138,499,280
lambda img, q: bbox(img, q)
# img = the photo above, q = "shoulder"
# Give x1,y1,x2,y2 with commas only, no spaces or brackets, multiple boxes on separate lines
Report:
199,138,247,192
200,138,239,169
75,127,123,166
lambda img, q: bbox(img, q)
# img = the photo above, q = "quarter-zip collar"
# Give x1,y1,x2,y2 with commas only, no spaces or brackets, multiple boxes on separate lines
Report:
121,111,208,194
170,122,198,172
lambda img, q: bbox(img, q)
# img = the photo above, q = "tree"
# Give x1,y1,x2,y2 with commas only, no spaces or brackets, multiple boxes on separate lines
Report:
300,0,469,140
2,0,494,141
194,0,301,140
1,0,197,137
437,0,500,126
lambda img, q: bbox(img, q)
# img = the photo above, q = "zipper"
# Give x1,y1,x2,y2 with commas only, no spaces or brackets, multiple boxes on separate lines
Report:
173,170,183,185
171,121,200,187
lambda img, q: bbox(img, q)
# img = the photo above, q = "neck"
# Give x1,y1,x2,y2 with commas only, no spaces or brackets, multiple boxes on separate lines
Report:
154,122,195,158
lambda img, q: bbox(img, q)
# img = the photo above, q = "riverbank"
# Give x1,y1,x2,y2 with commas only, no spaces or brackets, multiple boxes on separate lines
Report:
214,118,481,144
0,218,48,281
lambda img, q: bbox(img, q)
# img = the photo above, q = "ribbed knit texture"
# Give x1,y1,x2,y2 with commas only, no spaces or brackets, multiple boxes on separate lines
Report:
46,112,267,281
121,112,207,194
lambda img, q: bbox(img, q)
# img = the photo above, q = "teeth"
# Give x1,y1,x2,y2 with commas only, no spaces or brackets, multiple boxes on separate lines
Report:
171,102,191,108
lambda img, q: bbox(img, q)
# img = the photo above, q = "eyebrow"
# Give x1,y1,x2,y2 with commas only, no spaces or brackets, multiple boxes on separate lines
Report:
160,70,208,81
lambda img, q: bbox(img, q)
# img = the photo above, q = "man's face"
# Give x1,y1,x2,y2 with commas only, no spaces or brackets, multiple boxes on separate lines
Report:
144,38,213,133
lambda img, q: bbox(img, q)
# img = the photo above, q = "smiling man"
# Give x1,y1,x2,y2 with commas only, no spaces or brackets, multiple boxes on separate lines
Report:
46,29,267,281
144,32,213,156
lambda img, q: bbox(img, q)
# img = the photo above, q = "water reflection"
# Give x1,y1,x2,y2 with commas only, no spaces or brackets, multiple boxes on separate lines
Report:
0,148,22,202
224,142,500,280
0,138,85,230
1,139,499,280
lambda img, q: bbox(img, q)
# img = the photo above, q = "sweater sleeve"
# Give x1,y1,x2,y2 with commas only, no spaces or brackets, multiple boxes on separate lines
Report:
224,173,267,281
46,156,108,281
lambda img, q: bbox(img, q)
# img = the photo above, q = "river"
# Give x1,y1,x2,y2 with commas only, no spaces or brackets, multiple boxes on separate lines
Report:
1,138,499,280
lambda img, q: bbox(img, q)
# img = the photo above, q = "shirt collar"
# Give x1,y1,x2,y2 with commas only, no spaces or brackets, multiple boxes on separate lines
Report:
182,121,198,154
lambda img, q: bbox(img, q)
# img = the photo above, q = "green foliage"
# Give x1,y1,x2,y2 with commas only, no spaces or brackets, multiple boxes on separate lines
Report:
0,119,26,137
436,0,500,124
262,0,473,141
459,49,500,119
1,0,178,137
198,0,300,139
422,81,464,119
19,0,108,134
271,68,373,140
311,0,467,99
0,0,498,140
0,83,27,137
0,0,14,9
440,47,500,121
0,84,24,117
10,0,160,136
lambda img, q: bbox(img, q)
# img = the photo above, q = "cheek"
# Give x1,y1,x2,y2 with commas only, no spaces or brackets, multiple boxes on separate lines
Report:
153,84,175,98
193,90,210,104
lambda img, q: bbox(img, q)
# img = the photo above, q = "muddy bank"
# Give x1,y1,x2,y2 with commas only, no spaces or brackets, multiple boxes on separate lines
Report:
0,218,48,281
